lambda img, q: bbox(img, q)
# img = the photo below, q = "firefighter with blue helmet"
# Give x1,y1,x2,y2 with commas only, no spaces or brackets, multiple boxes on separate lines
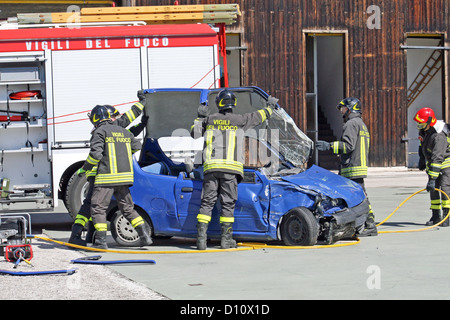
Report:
69,91,149,248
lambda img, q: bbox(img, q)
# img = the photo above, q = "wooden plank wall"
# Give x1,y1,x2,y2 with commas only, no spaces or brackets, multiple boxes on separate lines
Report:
136,0,449,167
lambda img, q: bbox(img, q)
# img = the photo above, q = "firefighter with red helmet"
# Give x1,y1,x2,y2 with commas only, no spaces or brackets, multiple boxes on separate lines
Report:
316,97,377,237
191,89,277,250
414,107,450,227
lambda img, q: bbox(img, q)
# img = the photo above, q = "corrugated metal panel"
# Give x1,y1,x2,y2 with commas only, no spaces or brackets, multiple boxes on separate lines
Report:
136,0,449,167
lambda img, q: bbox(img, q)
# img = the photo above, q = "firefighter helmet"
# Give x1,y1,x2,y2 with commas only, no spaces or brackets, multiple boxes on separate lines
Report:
88,105,111,126
337,97,362,114
215,89,237,111
105,105,120,118
414,107,437,130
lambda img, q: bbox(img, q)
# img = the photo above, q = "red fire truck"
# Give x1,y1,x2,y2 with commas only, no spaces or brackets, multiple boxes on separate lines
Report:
0,21,225,216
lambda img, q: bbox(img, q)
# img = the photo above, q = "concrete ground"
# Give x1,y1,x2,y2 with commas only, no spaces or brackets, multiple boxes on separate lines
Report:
6,168,450,303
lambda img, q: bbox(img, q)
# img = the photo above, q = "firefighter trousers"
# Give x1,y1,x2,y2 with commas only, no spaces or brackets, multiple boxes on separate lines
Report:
73,176,95,227
90,185,144,232
197,172,238,224
351,178,376,229
430,168,450,211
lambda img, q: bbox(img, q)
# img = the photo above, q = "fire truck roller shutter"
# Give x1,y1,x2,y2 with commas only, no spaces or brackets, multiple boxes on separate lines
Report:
51,48,142,144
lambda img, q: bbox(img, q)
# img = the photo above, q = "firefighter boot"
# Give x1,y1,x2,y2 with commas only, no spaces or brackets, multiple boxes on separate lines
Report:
68,223,87,246
441,208,449,227
220,223,237,249
135,224,153,246
196,222,208,250
357,212,378,237
93,231,108,250
85,221,95,244
426,209,442,226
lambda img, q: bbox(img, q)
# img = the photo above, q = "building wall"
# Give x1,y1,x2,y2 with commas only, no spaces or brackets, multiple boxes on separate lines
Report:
136,0,449,167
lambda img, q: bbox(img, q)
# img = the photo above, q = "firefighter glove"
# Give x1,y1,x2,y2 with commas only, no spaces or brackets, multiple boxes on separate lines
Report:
267,96,279,110
137,90,146,103
426,178,436,192
141,115,149,125
197,103,210,118
316,140,331,151
77,168,86,177
418,157,426,171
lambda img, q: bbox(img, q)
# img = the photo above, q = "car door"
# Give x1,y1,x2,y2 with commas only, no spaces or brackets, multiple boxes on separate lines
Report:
175,169,270,235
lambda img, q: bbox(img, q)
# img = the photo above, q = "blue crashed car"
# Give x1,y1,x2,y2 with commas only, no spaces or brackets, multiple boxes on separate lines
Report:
108,87,370,246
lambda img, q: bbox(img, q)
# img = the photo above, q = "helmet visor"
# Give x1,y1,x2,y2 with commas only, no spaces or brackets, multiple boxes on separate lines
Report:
416,122,428,130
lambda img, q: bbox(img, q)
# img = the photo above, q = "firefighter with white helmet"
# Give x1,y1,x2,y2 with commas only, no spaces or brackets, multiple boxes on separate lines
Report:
414,107,450,227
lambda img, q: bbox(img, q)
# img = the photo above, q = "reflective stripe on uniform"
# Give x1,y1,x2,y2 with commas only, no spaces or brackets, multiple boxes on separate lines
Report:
124,102,144,123
197,214,212,223
87,155,100,166
442,199,450,209
340,166,368,178
131,216,144,228
430,199,442,210
220,216,235,223
94,223,108,231
74,214,89,227
94,172,134,185
204,159,243,175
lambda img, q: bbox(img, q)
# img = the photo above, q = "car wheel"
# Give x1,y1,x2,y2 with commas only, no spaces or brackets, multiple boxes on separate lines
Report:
280,207,319,246
65,172,89,220
110,209,153,247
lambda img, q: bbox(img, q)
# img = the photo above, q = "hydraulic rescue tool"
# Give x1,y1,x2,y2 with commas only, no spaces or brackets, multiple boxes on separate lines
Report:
0,213,32,265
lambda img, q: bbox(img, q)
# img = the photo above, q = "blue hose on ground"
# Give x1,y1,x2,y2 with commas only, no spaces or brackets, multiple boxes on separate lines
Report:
0,269,77,276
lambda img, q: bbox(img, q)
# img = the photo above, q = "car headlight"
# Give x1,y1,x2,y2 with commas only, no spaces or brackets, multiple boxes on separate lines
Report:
314,194,343,216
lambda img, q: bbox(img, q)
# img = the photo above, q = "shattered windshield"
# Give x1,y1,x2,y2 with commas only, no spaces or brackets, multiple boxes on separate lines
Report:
207,89,313,171
144,88,313,174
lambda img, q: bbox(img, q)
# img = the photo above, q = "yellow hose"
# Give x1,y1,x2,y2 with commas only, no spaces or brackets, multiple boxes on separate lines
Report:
33,188,449,252
32,235,255,254
376,188,450,234
238,238,360,250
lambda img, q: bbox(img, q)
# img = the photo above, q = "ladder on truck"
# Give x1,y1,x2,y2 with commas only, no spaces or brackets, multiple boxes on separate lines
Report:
407,41,443,107
16,4,241,25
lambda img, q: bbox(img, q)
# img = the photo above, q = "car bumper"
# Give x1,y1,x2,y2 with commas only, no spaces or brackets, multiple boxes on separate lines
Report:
331,198,370,228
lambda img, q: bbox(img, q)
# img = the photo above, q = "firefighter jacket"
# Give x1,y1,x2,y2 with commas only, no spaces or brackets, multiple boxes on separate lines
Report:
191,107,273,178
419,120,450,180
85,101,144,178
331,113,370,179
82,120,142,187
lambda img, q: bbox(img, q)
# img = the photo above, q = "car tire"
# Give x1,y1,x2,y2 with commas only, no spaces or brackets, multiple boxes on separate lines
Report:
280,207,319,246
110,209,153,247
65,172,89,220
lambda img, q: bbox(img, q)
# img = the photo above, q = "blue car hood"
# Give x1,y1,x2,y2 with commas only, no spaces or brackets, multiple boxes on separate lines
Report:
280,165,366,208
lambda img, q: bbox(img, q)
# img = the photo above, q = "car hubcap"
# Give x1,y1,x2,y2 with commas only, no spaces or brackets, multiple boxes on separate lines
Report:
115,215,139,243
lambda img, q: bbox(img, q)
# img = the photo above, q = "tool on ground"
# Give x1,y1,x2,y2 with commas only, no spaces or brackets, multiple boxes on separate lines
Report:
71,255,156,265
0,214,33,264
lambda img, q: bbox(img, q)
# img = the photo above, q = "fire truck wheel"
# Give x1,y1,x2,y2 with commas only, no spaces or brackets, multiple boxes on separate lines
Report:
65,172,89,220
